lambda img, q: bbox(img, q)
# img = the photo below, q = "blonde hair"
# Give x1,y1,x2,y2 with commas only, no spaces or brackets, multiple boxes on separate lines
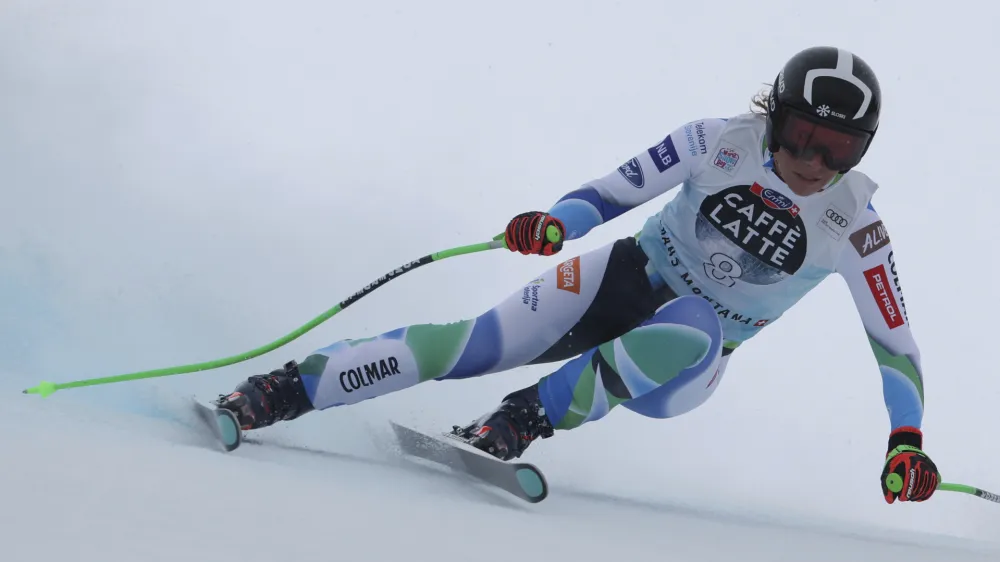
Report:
750,84,772,115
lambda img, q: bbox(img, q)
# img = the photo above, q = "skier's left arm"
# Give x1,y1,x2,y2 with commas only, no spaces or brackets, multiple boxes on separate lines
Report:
835,203,940,503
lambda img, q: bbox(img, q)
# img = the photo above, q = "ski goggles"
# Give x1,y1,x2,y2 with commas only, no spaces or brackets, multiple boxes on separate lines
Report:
775,107,872,171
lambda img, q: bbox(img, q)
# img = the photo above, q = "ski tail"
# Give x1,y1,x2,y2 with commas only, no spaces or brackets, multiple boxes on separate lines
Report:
192,399,243,452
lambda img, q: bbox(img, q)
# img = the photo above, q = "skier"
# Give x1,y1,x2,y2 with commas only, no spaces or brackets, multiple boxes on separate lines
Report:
215,46,939,504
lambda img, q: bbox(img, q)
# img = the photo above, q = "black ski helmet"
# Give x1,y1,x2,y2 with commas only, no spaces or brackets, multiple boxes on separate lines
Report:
765,46,882,170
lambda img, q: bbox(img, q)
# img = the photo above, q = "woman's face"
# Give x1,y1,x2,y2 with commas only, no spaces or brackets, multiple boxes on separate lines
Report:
772,148,840,196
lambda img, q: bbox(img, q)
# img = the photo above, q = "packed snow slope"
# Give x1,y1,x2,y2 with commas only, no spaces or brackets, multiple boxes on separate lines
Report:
3,388,1000,562
3,1,1000,560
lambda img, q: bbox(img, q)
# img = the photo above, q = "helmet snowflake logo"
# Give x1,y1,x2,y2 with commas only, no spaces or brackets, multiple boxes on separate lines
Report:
816,105,832,117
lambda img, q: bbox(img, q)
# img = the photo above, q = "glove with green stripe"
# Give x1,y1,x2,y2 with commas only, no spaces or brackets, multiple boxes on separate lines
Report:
881,426,940,504
504,211,565,256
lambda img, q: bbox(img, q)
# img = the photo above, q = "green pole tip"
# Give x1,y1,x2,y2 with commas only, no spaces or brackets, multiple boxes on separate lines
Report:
546,224,562,243
23,381,58,398
885,473,903,494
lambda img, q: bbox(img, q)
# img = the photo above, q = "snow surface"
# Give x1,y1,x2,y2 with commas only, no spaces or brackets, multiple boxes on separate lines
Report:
3,1,1000,561
4,390,1000,562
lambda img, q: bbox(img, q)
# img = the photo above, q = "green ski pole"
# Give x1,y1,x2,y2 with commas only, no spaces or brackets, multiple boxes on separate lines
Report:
885,474,1000,504
21,226,562,398
938,482,1000,503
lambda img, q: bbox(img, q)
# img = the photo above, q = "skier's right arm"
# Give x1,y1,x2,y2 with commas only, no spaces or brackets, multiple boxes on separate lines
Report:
545,118,725,240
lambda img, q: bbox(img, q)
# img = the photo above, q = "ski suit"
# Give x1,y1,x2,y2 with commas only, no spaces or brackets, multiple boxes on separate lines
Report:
293,112,923,433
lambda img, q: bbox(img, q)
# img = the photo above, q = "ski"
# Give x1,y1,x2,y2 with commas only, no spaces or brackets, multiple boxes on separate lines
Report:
191,398,243,452
389,421,548,503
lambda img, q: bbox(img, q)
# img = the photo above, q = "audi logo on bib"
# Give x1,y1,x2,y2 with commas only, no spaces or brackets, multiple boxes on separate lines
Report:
817,204,854,241
825,208,849,227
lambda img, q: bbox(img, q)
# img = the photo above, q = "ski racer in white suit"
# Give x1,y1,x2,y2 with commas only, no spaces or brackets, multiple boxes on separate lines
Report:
215,46,939,505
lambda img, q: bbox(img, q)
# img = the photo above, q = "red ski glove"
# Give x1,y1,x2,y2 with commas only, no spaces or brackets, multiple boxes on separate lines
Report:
881,426,940,503
504,212,565,256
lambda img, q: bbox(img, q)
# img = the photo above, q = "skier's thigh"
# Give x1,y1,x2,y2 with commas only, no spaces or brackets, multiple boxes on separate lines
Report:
485,239,621,372
537,294,723,430
622,350,732,419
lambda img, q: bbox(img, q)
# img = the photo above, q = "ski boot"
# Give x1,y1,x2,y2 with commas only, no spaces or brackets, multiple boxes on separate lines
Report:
214,360,315,431
451,383,554,461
